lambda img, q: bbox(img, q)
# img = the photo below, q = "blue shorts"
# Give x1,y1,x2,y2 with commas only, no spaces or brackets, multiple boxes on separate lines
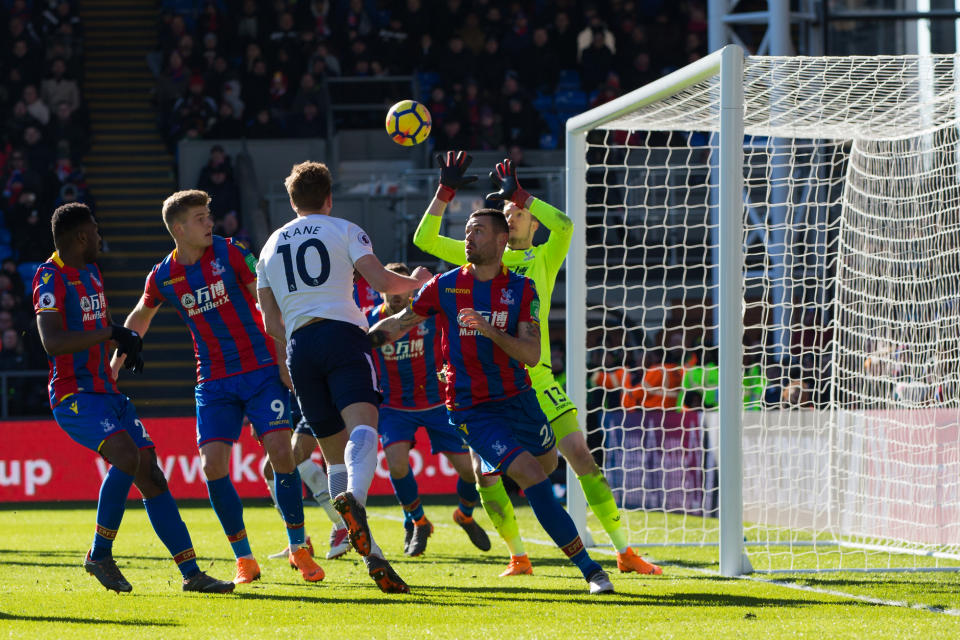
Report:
52,392,154,454
448,389,555,475
195,365,291,447
379,405,469,455
287,320,379,439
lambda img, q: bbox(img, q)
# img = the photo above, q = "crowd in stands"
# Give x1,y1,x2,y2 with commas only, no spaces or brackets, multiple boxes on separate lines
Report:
154,0,709,150
0,0,88,414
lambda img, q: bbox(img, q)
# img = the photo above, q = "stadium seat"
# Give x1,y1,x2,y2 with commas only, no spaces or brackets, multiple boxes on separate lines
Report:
0,244,12,263
19,262,43,291
533,92,554,114
557,69,581,91
416,72,441,100
0,228,10,246
554,90,588,113
539,132,558,150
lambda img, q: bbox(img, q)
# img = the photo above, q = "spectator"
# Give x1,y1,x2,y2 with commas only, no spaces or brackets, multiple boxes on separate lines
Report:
5,101,42,144
0,290,29,333
433,116,470,151
552,11,579,70
581,28,617,92
235,0,263,47
577,11,616,62
155,50,190,112
436,35,474,85
291,72,324,112
2,151,42,209
46,100,89,161
241,58,271,117
523,27,560,92
21,125,53,176
501,96,544,149
1,259,25,296
457,12,485,55
216,210,252,248
200,165,241,224
476,35,508,91
197,145,233,185
206,102,244,138
288,101,326,138
22,85,50,126
473,106,504,150
40,58,79,115
246,108,283,138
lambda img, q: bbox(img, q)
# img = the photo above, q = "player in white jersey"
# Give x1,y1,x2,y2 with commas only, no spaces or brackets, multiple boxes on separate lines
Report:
256,161,430,594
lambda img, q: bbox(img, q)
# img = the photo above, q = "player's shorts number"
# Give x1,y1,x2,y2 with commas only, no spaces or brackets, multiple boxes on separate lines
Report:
134,419,148,440
270,398,285,420
277,239,330,291
539,423,552,447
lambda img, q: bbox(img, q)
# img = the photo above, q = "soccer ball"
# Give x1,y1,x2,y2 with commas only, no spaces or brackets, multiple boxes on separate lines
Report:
385,100,432,146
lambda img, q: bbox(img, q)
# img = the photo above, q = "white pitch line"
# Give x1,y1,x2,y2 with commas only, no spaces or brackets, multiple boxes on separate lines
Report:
371,512,960,616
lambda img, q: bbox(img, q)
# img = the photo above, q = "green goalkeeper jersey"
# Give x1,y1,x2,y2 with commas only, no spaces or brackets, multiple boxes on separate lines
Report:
413,197,573,371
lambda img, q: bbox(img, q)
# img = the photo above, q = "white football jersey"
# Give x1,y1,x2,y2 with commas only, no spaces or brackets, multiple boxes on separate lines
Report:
257,213,374,341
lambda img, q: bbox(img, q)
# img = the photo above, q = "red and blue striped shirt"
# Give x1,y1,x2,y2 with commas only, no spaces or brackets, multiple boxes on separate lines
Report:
366,302,443,410
411,265,540,410
33,252,118,408
142,236,276,383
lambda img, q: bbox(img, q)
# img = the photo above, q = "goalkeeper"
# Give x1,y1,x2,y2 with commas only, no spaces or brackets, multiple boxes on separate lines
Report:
413,151,661,577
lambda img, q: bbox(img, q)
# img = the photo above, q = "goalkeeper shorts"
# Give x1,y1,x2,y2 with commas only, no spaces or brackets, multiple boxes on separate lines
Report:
528,364,578,435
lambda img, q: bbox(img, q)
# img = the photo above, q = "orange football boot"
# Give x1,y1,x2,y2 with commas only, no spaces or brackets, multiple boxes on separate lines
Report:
233,557,261,584
289,547,325,582
617,548,662,575
499,554,533,577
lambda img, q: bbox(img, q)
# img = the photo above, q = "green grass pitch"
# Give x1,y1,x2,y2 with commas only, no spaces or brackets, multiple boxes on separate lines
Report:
1,498,959,639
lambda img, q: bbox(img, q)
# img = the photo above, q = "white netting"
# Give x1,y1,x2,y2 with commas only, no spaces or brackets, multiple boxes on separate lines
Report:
579,54,960,571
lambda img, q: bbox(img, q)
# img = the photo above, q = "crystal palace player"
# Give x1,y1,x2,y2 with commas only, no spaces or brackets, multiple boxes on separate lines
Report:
256,161,430,593
414,152,662,577
110,190,323,585
366,262,491,557
370,208,614,594
35,202,233,594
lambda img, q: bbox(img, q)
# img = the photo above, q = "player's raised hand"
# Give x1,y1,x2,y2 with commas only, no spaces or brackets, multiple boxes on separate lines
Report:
485,158,532,208
435,150,478,202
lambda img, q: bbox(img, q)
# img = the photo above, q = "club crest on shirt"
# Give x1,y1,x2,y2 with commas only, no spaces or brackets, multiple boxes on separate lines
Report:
210,258,226,276
499,288,516,306
492,440,508,456
101,418,115,433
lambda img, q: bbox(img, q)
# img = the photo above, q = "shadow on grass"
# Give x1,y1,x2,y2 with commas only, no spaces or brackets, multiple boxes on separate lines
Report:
0,610,178,626
412,552,577,569
231,591,476,606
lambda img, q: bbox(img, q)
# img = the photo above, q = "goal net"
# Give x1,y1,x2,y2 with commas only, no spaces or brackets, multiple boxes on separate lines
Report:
565,46,960,572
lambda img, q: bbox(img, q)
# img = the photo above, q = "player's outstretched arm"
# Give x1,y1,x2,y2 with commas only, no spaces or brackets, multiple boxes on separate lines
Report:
412,151,476,265
457,309,541,367
368,305,428,349
355,254,430,295
109,294,159,376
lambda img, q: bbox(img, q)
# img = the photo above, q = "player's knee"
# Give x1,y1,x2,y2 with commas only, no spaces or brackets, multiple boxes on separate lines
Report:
107,448,139,476
539,449,559,475
505,454,547,489
384,448,410,478
261,456,274,481
201,456,230,481
559,433,596,474
147,461,169,493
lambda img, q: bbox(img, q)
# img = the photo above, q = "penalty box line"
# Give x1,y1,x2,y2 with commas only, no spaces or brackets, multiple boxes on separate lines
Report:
370,512,960,616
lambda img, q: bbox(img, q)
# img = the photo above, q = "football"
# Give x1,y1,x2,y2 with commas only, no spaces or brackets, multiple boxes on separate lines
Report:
385,99,432,146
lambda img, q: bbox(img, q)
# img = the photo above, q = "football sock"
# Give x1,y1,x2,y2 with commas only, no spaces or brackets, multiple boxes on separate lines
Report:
328,463,348,503
264,475,280,511
345,425,378,505
143,490,200,578
478,478,525,557
524,478,602,579
391,470,425,521
456,477,479,518
274,470,306,549
297,459,342,526
579,470,629,552
90,466,134,561
206,476,252,558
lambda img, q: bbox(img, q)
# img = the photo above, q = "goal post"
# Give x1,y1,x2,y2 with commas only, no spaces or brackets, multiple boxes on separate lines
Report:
564,45,960,574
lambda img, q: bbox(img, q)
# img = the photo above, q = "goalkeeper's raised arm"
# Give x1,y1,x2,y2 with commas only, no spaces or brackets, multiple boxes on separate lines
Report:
411,150,477,265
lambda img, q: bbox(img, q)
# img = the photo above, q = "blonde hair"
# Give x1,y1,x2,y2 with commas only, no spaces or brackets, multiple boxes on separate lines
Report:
162,190,210,234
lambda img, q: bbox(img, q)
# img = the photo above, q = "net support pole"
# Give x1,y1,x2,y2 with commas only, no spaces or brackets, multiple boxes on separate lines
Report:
563,129,594,547
717,44,750,577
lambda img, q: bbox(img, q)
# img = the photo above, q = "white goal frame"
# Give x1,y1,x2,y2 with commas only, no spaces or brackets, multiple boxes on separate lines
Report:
563,44,747,577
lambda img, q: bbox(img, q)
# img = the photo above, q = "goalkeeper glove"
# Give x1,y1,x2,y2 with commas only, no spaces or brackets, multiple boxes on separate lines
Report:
485,158,531,208
435,150,477,202
111,324,145,374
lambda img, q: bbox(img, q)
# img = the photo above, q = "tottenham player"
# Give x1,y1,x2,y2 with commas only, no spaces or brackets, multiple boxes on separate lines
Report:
366,262,490,556
36,202,233,594
256,161,429,593
413,152,662,577
370,208,614,594
111,190,323,585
